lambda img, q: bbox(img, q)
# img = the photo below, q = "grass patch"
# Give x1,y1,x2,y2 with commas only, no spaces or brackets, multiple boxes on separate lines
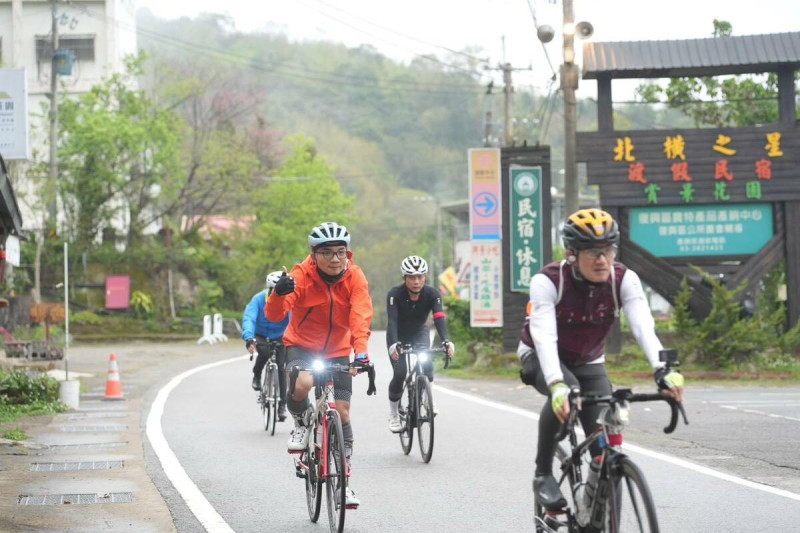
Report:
2,428,29,441
0,402,68,423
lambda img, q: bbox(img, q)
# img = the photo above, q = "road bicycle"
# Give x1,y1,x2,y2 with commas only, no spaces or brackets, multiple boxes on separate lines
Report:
534,350,688,533
289,358,376,533
254,339,282,435
397,343,449,463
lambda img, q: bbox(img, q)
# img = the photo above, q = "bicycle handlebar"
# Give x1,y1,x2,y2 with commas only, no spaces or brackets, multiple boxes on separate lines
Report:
553,387,689,443
399,343,451,369
287,360,377,398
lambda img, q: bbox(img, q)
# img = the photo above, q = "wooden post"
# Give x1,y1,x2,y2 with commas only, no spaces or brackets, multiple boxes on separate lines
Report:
785,202,800,327
777,67,797,126
597,75,614,133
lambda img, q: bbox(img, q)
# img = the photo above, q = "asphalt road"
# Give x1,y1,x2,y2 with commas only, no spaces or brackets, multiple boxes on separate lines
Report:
158,333,800,532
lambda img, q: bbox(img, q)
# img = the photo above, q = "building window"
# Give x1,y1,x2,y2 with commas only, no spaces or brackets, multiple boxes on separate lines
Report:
35,35,96,64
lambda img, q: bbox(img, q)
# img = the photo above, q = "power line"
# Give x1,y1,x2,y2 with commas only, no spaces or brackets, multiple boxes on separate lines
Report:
294,0,487,79
76,5,489,96
309,0,491,66
525,0,557,79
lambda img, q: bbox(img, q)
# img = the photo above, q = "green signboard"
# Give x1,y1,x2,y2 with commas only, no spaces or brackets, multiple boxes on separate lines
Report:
509,166,543,292
630,204,773,257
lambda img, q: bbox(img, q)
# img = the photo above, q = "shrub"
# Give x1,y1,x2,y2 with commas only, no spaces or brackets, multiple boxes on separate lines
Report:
443,297,503,368
672,265,800,368
0,370,61,406
130,290,154,318
72,310,103,325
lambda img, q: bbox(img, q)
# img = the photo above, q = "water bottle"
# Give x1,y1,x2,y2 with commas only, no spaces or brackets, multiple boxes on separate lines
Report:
577,456,603,526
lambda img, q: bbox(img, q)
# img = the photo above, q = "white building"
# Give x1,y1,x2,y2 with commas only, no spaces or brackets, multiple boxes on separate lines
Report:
0,0,138,236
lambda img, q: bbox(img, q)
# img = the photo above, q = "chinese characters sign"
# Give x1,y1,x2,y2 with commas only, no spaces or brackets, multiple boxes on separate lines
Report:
470,241,503,327
577,126,800,206
0,69,29,160
629,204,773,257
509,166,543,292
469,148,502,240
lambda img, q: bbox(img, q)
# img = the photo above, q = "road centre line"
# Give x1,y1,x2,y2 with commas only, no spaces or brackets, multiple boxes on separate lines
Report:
147,355,247,533
433,384,800,502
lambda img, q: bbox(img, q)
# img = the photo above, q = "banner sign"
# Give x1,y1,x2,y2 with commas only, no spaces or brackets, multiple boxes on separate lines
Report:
470,241,503,327
509,166,543,292
629,203,773,257
577,125,800,206
0,69,29,160
469,148,502,240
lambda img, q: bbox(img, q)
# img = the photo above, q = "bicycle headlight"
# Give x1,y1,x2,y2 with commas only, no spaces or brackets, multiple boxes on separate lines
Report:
613,402,631,427
417,351,429,363
312,359,325,372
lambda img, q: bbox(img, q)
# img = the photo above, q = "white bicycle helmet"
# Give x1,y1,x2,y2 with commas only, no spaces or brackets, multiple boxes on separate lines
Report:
308,221,351,250
266,271,283,290
401,255,428,275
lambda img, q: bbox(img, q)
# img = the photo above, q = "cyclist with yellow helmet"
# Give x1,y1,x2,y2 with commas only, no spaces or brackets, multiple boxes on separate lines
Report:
519,208,684,511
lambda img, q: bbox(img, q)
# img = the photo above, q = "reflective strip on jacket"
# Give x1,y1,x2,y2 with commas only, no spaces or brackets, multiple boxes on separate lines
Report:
265,251,373,359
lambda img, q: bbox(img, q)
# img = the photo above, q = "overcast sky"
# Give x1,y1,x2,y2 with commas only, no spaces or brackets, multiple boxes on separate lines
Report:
136,0,800,99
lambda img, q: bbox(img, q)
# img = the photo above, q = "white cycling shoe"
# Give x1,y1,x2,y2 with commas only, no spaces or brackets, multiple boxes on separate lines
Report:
345,486,360,508
287,425,308,453
388,414,403,433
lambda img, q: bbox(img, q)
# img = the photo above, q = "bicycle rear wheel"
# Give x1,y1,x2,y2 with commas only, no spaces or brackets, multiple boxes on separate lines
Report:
305,422,322,522
416,376,434,463
269,367,279,436
605,456,659,533
325,410,347,533
399,383,414,455
261,370,271,431
534,443,574,532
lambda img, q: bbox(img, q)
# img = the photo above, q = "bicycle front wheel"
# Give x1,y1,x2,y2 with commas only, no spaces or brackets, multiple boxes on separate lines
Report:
325,410,347,533
269,367,279,436
261,370,271,431
399,383,414,455
605,456,659,533
416,376,434,463
305,423,322,522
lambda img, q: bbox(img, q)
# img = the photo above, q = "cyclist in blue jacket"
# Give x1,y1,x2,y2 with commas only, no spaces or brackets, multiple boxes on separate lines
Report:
243,271,291,421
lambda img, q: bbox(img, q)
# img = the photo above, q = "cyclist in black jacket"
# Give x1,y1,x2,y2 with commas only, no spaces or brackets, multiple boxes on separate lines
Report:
386,255,454,432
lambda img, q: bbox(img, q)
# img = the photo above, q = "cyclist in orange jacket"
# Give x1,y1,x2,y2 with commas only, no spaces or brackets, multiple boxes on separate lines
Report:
266,221,373,508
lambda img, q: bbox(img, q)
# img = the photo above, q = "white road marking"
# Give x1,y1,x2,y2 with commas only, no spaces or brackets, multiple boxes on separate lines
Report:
433,383,800,502
147,355,248,533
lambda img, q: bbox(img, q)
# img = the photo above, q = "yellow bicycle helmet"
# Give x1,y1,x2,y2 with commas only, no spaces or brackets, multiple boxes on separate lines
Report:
562,208,619,251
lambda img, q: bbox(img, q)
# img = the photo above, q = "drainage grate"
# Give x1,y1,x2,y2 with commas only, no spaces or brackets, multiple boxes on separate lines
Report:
31,461,124,472
59,425,128,432
69,412,128,420
47,442,128,450
17,492,133,505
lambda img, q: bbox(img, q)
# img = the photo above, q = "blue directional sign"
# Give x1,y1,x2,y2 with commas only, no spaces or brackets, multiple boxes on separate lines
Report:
473,192,499,217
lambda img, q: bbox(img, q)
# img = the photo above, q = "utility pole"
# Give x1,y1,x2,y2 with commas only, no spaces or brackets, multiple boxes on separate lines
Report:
562,0,580,215
48,0,59,223
502,63,514,146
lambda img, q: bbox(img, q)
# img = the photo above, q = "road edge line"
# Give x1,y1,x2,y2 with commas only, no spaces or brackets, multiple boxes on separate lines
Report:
433,383,800,502
146,355,248,533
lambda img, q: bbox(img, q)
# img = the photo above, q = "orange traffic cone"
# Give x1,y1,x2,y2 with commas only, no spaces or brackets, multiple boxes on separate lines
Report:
104,353,124,400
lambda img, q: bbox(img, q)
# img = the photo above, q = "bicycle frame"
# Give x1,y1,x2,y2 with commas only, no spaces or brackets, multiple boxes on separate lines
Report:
290,360,376,481
541,388,688,533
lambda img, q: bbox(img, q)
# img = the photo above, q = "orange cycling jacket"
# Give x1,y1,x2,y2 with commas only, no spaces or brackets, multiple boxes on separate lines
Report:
265,251,373,359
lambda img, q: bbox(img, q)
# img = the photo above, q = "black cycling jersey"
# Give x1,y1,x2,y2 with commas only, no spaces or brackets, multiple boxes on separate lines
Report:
386,284,449,348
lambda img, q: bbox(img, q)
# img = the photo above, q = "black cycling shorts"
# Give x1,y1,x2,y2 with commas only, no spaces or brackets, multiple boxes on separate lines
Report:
286,346,352,403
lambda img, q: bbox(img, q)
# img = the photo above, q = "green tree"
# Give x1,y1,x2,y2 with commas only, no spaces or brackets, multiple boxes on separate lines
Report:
58,53,183,250
635,20,793,128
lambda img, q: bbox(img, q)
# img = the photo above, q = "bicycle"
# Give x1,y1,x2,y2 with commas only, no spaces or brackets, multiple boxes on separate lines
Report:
397,343,449,463
288,358,376,533
534,349,689,533
253,339,282,436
